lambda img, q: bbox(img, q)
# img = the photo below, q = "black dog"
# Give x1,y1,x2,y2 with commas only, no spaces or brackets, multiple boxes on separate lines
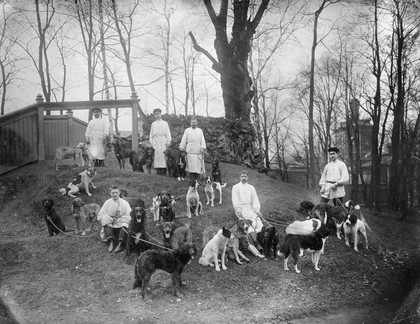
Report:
211,159,223,183
126,207,150,256
177,150,187,181
132,242,197,299
112,137,137,170
42,199,66,236
139,146,154,174
257,225,279,259
157,191,175,222
164,146,180,179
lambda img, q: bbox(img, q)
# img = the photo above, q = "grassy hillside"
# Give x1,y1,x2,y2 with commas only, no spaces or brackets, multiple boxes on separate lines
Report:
0,155,418,323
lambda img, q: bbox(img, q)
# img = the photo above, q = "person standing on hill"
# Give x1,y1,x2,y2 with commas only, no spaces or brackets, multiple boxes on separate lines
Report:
85,108,109,167
149,108,172,176
319,147,349,206
179,116,206,180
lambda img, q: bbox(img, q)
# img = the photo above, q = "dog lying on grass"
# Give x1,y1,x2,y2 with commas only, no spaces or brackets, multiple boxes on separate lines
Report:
132,242,197,300
71,197,100,235
59,167,97,197
42,198,66,236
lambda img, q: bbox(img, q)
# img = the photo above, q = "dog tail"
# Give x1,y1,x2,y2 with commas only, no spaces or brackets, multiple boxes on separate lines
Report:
360,214,373,232
221,183,227,188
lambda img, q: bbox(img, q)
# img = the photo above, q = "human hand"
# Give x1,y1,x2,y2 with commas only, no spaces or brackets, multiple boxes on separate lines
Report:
235,210,242,218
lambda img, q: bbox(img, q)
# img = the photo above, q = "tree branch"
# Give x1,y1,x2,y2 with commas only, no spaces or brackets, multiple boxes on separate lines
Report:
188,31,222,73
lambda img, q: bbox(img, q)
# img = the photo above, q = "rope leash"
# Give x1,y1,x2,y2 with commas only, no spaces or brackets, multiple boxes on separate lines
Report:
46,216,101,238
121,226,173,251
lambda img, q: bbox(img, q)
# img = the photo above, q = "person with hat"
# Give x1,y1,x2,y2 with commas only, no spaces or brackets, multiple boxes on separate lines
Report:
85,108,109,167
319,147,349,206
179,116,206,180
149,108,172,175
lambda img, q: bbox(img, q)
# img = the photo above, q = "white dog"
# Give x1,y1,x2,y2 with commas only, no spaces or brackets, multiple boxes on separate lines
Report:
199,227,233,271
186,179,202,217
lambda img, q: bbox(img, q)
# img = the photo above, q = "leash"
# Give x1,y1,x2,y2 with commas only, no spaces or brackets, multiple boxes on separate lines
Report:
45,215,101,238
121,226,173,251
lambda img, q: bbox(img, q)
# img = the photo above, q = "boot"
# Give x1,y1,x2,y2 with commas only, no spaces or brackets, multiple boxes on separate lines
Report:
108,240,114,253
114,242,123,253
249,232,263,253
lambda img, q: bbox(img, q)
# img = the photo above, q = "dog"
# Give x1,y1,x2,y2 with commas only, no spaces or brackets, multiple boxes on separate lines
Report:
71,198,100,235
342,209,371,252
210,159,226,204
204,176,216,207
59,167,97,197
161,221,193,250
231,218,265,258
177,150,187,181
126,207,150,256
257,225,279,259
138,146,154,174
278,224,332,273
186,179,202,218
199,227,233,271
157,191,176,222
132,242,197,299
304,202,346,239
163,145,180,179
54,142,88,171
42,199,66,236
111,137,138,170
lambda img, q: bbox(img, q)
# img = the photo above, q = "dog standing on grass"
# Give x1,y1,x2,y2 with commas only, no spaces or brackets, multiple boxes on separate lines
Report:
54,142,89,171
186,179,202,218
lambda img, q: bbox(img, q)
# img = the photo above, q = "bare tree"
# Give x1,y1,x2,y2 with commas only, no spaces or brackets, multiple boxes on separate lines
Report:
189,0,270,121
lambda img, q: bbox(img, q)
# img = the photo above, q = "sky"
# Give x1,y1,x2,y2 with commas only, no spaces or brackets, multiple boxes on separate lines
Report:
2,0,353,132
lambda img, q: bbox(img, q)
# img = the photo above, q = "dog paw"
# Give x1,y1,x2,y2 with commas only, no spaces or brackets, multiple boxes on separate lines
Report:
222,266,227,270
215,267,221,272
354,248,359,252
284,267,289,271
345,242,350,247
87,193,92,197
295,269,301,274
82,231,86,236
315,267,320,271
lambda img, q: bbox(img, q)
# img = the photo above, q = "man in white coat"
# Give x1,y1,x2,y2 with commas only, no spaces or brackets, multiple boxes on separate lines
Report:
232,170,264,252
179,116,206,180
97,186,131,253
149,108,172,175
85,108,109,167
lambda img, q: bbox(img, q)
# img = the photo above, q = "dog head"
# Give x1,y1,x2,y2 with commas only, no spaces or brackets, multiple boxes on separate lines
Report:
158,191,173,206
72,197,84,208
58,188,67,196
86,167,96,178
188,179,200,190
237,219,251,233
345,200,360,211
221,227,233,239
42,199,54,212
76,142,88,151
205,176,212,186
177,242,197,260
131,207,146,223
119,189,129,198
161,221,175,239
263,225,277,239
344,213,358,227
179,150,187,158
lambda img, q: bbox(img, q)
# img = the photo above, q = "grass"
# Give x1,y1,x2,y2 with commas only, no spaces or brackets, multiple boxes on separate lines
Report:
0,154,419,324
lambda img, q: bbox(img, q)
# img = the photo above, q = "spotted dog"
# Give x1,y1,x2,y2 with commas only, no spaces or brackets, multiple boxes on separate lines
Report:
342,208,371,252
59,167,97,197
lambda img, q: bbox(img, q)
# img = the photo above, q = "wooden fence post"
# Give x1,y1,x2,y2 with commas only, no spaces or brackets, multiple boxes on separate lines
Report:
67,110,74,146
131,92,139,151
36,94,45,161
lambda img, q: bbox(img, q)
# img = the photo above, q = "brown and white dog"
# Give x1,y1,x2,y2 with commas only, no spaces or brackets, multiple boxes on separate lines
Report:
71,197,100,235
186,179,202,218
199,227,233,271
231,218,264,258
54,142,89,171
59,167,97,197
278,224,332,273
342,207,371,252
204,176,226,207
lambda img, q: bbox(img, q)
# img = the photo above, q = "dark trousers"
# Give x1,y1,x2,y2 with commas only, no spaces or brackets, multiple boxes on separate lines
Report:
189,172,199,180
103,226,127,244
320,196,344,206
156,168,167,176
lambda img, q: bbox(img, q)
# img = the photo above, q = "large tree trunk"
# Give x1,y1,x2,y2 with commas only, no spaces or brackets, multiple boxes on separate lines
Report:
190,0,269,121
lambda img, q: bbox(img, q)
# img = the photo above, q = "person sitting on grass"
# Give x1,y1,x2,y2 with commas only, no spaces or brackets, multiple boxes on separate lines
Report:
97,185,131,253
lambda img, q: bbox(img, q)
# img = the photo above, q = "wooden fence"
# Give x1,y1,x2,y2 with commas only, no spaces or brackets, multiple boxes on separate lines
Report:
0,94,141,175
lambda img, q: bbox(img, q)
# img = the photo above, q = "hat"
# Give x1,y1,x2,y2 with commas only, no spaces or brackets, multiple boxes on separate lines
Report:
328,147,339,153
153,108,162,114
93,108,101,113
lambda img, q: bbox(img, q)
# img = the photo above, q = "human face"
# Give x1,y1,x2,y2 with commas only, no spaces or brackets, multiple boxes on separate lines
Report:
239,173,248,184
329,152,338,161
110,188,120,200
191,119,197,129
93,110,100,118
154,111,161,119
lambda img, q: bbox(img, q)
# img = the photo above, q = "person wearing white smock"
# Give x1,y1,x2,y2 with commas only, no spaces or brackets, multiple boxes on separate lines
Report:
85,108,109,167
319,147,349,206
97,186,131,253
179,116,206,180
232,170,264,253
149,108,172,176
